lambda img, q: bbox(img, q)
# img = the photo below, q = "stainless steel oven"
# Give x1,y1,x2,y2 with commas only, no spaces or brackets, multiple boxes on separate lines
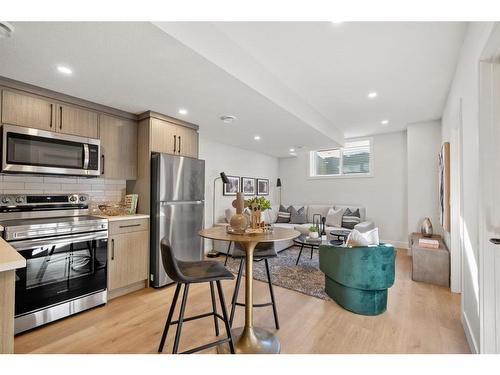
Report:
1,124,100,176
0,194,108,334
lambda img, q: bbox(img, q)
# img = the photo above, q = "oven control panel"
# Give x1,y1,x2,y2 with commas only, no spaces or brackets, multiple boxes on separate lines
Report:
0,193,89,207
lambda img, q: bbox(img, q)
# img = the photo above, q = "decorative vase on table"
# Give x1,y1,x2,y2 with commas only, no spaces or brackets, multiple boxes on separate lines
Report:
421,217,433,238
245,196,271,229
230,192,249,234
309,231,319,239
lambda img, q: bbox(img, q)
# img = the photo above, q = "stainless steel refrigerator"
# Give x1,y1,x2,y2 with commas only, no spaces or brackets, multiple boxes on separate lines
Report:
150,152,205,287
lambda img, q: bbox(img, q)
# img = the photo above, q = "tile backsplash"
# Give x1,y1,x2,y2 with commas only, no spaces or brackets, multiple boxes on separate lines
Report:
0,175,126,205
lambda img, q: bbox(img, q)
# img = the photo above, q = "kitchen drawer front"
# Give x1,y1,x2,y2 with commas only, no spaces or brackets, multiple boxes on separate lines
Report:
109,218,149,235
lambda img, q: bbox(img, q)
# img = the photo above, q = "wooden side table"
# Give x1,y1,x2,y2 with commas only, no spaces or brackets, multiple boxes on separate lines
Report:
409,233,450,288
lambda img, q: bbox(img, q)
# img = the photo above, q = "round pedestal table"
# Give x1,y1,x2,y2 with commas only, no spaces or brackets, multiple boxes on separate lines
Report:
199,226,300,354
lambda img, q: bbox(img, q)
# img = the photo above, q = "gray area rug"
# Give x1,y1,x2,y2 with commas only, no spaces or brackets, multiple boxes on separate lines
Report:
220,246,329,300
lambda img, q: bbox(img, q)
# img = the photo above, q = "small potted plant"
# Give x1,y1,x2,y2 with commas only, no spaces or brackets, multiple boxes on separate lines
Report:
245,196,271,229
309,225,320,239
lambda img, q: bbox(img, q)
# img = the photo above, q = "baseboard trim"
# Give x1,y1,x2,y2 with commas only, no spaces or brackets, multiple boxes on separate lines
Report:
462,310,479,353
108,280,147,300
381,239,408,250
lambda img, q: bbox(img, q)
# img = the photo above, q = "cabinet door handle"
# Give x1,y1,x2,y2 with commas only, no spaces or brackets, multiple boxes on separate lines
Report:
119,223,141,229
111,238,115,260
101,154,105,175
49,104,53,128
173,135,177,153
178,136,181,154
490,238,500,245
59,106,63,130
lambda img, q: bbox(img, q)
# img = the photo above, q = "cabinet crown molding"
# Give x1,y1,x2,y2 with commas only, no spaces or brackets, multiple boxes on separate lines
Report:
137,110,199,131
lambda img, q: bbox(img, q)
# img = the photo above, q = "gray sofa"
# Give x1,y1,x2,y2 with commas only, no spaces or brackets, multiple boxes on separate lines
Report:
213,204,374,254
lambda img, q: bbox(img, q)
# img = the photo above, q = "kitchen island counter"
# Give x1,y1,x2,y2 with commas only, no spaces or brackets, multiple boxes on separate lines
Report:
0,237,26,354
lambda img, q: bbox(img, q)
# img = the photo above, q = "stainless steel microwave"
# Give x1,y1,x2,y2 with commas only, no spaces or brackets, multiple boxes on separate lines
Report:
2,125,101,176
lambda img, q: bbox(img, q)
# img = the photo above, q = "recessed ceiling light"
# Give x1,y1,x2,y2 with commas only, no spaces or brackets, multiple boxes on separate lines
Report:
56,65,73,75
219,115,236,124
381,120,389,125
367,92,378,99
254,135,261,141
289,148,295,152
331,21,343,25
178,108,188,115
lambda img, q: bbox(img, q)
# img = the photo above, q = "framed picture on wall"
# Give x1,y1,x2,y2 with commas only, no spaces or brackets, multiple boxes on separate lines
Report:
439,142,451,232
223,175,240,196
257,178,269,196
241,177,256,195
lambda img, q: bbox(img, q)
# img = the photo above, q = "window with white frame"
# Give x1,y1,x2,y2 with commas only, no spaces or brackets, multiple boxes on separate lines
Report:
310,139,372,177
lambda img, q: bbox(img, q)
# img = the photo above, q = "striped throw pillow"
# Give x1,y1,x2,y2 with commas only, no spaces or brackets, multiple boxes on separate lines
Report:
342,208,361,229
276,204,291,223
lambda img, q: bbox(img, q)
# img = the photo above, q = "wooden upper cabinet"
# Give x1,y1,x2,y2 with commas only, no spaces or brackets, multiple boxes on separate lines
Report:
150,118,178,154
1,90,55,131
177,126,199,158
150,117,198,158
57,104,98,138
99,114,138,180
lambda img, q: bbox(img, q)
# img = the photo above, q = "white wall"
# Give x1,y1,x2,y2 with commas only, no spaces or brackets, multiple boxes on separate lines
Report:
199,137,279,250
278,131,408,246
407,120,442,242
441,22,496,353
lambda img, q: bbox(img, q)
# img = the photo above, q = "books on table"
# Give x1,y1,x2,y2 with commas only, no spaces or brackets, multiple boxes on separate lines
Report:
418,238,440,249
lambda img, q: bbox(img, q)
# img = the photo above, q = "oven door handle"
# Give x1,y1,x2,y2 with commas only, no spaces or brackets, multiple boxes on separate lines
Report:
83,144,90,169
11,231,108,251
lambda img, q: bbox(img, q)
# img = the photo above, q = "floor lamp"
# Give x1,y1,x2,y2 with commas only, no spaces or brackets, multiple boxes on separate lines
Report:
277,178,282,206
207,171,229,258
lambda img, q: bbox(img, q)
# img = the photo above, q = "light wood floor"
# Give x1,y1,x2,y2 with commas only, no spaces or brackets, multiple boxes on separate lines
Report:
15,249,470,354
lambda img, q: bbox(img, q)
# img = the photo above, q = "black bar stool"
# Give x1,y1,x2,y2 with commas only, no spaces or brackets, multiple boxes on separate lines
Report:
228,242,280,330
158,238,235,354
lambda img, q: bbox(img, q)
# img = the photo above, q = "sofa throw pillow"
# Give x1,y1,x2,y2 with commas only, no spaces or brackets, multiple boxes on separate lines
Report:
342,208,361,229
325,207,343,227
276,204,291,223
289,206,307,224
346,228,379,247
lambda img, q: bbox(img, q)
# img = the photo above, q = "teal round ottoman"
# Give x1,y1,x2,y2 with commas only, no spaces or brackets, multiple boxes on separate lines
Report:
319,243,396,315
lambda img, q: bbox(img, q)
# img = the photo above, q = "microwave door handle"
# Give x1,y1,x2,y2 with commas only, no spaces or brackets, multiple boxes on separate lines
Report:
83,144,89,169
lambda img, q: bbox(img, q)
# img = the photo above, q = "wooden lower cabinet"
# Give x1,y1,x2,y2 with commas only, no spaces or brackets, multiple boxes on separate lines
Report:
107,222,149,298
0,270,15,354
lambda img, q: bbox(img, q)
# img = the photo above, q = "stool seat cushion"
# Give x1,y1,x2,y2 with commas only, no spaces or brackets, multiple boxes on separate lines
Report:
177,260,235,283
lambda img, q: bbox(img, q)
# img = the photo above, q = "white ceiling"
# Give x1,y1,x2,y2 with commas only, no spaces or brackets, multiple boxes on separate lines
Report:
0,22,467,157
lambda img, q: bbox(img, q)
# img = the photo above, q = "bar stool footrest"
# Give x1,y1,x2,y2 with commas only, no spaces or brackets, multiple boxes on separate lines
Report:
234,302,274,308
181,337,232,354
171,312,226,325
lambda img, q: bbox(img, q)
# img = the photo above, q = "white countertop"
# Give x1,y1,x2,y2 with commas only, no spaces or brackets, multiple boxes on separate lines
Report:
94,213,150,222
0,237,26,272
